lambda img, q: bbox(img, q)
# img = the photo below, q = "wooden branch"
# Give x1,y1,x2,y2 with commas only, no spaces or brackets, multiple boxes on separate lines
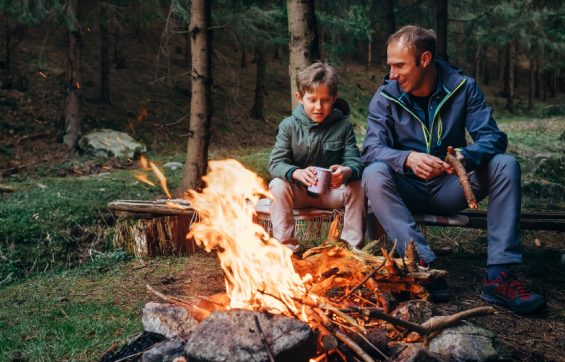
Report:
420,306,496,333
254,315,275,362
334,330,375,362
445,146,477,209
0,184,16,193
145,284,210,321
338,259,386,301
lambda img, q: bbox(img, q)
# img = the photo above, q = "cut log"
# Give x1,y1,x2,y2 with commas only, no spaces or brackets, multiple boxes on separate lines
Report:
109,199,199,257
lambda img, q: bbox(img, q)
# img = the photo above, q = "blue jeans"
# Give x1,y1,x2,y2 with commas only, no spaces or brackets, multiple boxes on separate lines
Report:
362,154,522,266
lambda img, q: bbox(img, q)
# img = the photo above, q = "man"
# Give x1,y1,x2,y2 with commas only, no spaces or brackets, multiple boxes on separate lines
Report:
362,25,545,313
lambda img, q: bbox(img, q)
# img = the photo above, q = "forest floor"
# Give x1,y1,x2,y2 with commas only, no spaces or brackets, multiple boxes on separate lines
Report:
0,21,564,361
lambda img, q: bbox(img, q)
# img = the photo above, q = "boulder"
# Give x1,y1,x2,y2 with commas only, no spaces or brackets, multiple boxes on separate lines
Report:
428,321,510,361
142,302,199,338
77,128,146,159
184,309,315,362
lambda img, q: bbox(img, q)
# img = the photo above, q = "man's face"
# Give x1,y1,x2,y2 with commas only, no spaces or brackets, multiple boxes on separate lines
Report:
296,84,336,123
387,40,427,95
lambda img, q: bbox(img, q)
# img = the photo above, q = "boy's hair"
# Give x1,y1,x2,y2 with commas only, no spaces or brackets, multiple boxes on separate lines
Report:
295,62,339,97
387,25,436,65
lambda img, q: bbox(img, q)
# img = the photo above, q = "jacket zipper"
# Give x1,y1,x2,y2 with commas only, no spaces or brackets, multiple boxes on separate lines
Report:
380,78,466,153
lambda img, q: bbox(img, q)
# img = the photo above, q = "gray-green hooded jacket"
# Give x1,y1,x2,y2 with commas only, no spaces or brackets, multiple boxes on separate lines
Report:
268,99,364,182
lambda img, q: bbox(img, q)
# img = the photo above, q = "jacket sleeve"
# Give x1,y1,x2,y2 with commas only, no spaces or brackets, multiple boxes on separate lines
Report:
268,118,299,180
341,122,364,181
361,91,411,174
460,78,508,171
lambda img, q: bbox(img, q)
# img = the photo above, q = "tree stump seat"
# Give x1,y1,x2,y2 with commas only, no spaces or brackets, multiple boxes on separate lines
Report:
108,199,200,258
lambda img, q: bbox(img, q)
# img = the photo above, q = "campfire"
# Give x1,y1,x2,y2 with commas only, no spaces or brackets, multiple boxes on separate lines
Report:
141,159,494,361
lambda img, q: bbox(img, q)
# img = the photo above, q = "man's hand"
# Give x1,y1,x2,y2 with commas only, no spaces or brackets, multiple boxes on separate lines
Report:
292,167,317,186
405,152,449,180
329,165,352,188
444,149,465,175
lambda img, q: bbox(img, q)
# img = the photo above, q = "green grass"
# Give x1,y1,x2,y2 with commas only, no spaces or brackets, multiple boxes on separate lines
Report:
0,254,188,361
0,169,162,282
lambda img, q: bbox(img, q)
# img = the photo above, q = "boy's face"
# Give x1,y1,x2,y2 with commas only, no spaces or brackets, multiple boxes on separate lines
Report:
295,84,336,123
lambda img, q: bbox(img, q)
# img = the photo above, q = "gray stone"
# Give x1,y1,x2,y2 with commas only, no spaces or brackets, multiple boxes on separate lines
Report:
142,302,199,338
391,299,435,325
184,309,315,362
77,128,146,159
141,338,187,362
164,162,183,170
393,342,445,362
428,321,511,361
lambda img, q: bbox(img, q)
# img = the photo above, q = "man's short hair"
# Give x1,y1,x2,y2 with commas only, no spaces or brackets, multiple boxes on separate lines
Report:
295,62,339,97
387,25,436,65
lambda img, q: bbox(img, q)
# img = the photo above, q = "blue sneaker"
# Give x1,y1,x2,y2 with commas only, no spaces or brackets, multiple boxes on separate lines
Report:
481,272,546,314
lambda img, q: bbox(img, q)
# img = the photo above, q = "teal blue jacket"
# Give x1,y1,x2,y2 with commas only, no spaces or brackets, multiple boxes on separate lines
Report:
269,99,364,182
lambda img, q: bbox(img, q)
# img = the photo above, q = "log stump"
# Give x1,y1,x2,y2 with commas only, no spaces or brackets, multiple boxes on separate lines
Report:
108,199,200,257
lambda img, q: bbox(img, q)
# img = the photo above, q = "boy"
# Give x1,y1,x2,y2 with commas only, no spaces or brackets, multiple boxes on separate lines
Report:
268,62,365,252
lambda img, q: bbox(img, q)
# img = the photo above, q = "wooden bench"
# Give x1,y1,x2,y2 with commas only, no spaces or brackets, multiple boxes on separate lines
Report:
367,208,565,241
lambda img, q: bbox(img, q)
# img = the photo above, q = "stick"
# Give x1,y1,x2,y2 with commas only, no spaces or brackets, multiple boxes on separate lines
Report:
334,330,375,362
338,259,386,301
145,284,210,321
445,146,477,209
420,306,496,332
254,315,276,362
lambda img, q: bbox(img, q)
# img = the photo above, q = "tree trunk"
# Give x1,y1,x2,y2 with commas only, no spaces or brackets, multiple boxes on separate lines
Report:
2,18,11,89
528,57,534,111
505,42,515,113
240,43,247,68
549,69,556,98
436,0,448,61
473,45,480,81
179,0,212,194
382,0,395,64
366,39,372,70
287,0,319,109
112,26,126,68
63,2,82,149
535,56,541,98
99,1,111,103
498,48,505,81
250,42,266,120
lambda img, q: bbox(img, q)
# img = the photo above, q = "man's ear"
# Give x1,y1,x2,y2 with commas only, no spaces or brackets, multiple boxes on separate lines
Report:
420,51,432,68
295,91,303,103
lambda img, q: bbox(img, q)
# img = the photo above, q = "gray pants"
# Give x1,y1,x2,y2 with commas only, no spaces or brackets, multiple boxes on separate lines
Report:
362,154,522,266
269,178,366,248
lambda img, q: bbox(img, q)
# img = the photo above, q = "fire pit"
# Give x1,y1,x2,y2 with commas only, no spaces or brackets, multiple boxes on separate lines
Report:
103,160,496,362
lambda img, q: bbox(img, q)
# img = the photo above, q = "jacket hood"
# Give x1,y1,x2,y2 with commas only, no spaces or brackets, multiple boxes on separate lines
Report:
292,98,350,128
381,58,465,98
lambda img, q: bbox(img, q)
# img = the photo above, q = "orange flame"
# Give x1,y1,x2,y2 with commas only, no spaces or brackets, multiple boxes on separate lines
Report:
136,156,171,198
186,159,309,317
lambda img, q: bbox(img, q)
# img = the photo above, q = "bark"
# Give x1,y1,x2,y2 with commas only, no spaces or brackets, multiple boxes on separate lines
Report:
2,18,11,89
445,146,477,209
505,42,515,113
535,56,541,98
382,0,395,65
549,69,556,98
528,57,534,110
473,45,480,81
366,40,372,70
63,2,82,149
250,42,266,120
498,48,505,81
287,0,319,109
179,0,212,194
99,1,111,103
436,0,448,61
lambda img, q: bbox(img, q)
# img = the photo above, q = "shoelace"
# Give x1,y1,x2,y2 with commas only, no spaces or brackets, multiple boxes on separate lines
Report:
496,273,532,299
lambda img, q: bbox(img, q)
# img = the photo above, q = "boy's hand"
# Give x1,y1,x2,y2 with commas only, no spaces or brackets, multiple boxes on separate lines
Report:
292,167,317,186
405,152,449,180
329,165,352,188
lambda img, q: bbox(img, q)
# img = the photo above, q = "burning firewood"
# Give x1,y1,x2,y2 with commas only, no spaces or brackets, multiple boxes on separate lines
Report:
141,160,496,361
445,146,478,209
